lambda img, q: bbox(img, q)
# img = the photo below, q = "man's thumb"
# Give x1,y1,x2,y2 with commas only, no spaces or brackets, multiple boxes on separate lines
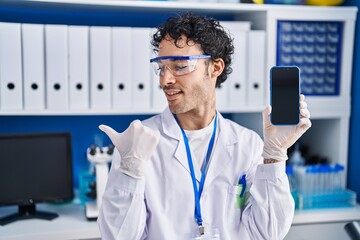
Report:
99,124,119,143
262,105,272,127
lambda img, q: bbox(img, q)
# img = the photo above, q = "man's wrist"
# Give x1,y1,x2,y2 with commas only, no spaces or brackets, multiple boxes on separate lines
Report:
263,158,281,164
262,143,288,162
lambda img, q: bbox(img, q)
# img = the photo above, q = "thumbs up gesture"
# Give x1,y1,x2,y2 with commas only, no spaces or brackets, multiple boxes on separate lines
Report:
99,120,160,179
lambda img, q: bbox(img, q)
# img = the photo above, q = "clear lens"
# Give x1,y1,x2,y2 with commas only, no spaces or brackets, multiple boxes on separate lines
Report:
151,59,198,76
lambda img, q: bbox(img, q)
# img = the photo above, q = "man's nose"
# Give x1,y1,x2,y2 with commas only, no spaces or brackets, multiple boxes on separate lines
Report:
160,66,176,87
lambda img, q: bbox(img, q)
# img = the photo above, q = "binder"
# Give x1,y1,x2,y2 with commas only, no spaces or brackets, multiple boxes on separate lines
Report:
215,83,228,111
227,30,248,108
22,23,45,110
220,21,251,109
220,21,251,32
151,67,167,111
247,30,266,107
0,22,23,110
131,28,152,109
68,25,89,110
90,26,112,109
111,27,132,110
150,29,167,111
45,24,69,110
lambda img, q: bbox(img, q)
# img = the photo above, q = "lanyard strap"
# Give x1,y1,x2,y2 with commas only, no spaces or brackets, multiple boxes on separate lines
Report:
174,113,218,227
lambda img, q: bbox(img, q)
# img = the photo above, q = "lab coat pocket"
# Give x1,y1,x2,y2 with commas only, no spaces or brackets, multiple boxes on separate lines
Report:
226,185,242,228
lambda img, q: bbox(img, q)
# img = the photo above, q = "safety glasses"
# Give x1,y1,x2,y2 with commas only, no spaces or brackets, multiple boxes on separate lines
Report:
150,54,211,77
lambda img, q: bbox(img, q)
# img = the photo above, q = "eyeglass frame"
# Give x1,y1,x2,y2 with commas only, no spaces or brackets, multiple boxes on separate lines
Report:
149,54,211,76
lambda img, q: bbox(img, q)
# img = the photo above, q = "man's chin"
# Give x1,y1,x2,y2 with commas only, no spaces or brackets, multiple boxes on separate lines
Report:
169,104,185,115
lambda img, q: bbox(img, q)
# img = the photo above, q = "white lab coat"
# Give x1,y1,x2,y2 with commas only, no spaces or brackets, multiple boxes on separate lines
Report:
98,107,294,240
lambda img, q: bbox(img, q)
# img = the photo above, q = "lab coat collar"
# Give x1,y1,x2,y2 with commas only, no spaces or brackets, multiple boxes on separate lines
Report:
161,107,195,179
161,107,182,141
160,107,239,184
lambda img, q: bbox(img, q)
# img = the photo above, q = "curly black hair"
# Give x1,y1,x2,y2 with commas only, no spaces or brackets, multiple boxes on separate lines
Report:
151,12,234,87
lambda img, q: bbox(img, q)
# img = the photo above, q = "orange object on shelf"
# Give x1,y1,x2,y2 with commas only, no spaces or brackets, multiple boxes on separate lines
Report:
306,0,344,6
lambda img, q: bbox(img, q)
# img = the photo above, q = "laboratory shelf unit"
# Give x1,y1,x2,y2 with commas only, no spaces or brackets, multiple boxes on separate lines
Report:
0,0,356,116
0,1,358,240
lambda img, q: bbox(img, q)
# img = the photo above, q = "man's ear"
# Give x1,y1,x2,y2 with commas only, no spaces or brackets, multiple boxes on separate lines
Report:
210,58,225,78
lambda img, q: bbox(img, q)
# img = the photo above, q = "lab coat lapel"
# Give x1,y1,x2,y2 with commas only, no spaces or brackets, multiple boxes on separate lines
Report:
161,108,202,182
202,113,238,191
174,138,202,182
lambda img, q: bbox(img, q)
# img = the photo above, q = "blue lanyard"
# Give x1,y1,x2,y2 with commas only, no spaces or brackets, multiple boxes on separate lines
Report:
174,113,218,228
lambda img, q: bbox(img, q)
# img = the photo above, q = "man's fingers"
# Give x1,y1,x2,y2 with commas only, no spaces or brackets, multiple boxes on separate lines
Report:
299,117,312,130
300,108,310,119
129,120,160,142
300,100,308,109
262,105,272,128
130,119,142,129
262,105,272,117
142,125,161,142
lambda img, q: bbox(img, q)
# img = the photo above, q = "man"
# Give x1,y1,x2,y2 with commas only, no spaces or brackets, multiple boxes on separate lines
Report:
98,12,311,240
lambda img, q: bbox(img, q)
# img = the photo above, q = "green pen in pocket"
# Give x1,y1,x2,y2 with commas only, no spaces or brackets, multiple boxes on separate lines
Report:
236,174,246,208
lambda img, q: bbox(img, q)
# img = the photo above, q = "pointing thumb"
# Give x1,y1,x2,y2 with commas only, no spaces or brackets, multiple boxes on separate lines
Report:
99,124,120,146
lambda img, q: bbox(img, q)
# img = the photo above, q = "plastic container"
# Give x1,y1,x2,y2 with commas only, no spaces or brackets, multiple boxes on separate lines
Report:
286,166,299,209
298,189,356,210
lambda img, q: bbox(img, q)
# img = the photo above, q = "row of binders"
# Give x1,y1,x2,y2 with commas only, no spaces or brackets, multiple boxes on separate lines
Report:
0,21,266,112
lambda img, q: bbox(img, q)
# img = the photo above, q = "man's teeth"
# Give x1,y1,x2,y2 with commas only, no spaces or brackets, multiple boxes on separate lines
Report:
167,90,181,95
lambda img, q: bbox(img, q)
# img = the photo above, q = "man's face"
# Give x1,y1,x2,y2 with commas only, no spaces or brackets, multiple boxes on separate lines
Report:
157,36,216,115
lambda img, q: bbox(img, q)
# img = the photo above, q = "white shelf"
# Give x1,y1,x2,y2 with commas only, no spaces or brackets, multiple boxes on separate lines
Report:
0,108,350,118
293,205,360,225
0,106,265,116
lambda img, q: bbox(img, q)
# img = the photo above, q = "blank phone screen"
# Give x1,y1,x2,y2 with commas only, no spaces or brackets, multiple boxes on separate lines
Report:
270,66,300,125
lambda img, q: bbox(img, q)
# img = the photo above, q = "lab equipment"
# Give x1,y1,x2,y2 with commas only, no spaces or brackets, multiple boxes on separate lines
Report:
298,189,356,209
277,20,343,96
288,164,357,210
345,221,360,240
0,132,73,225
79,169,96,205
85,144,114,220
294,164,345,193
288,143,305,166
286,166,299,209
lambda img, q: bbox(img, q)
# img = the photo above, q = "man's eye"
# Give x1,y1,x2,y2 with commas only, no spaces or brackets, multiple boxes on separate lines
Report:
175,65,188,71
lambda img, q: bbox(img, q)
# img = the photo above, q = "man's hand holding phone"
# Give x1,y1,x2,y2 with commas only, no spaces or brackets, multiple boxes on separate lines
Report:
262,94,311,162
263,66,311,162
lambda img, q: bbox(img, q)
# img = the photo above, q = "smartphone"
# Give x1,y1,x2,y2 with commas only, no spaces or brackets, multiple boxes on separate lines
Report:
270,66,300,125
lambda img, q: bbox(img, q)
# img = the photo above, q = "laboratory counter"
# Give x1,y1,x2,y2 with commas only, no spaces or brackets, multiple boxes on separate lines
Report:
0,201,360,240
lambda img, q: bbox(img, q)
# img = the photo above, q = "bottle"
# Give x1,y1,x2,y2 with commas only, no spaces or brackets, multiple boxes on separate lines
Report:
288,143,305,166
